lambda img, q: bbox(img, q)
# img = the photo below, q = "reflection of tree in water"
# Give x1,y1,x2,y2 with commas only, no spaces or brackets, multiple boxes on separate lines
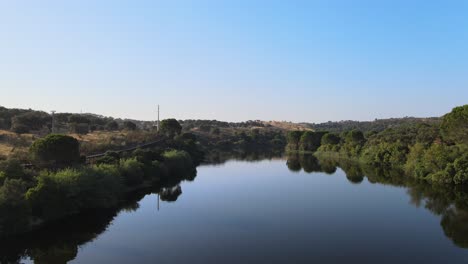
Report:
299,155,322,173
204,149,284,166
160,185,182,202
339,160,364,184
288,153,468,249
0,208,118,264
0,166,198,263
286,154,302,172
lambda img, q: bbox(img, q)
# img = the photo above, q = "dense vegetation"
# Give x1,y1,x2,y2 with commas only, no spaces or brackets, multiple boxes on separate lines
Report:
304,116,441,133
0,118,201,237
287,105,468,184
0,106,153,135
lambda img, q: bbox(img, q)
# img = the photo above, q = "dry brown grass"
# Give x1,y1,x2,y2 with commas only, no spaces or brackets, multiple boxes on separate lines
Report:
0,130,36,159
262,121,312,131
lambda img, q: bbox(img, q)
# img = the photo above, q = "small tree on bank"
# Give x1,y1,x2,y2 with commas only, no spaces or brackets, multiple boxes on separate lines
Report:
160,119,182,137
30,134,81,167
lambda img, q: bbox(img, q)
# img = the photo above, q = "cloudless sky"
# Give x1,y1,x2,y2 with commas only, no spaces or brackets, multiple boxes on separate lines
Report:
0,0,467,122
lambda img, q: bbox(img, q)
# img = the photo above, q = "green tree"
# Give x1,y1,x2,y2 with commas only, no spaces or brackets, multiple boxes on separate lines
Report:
30,134,81,167
123,121,137,131
11,111,50,134
299,131,326,152
105,121,119,131
160,119,182,137
321,133,341,145
441,105,468,144
287,131,303,151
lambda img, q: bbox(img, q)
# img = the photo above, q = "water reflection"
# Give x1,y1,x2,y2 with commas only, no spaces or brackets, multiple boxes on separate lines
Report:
2,153,468,263
203,149,284,166
287,153,468,249
0,167,197,264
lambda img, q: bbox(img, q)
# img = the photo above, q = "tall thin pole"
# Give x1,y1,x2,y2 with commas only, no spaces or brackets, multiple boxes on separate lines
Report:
157,105,160,132
51,110,56,133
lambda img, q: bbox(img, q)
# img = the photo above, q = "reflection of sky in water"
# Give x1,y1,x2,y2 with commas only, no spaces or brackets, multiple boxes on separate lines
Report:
16,159,468,263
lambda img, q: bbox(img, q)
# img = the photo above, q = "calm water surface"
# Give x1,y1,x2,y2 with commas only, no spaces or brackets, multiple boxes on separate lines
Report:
6,157,468,263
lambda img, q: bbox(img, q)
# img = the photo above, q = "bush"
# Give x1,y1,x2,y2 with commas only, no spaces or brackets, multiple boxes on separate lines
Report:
119,158,145,186
0,179,31,236
162,150,193,177
30,134,80,167
160,119,182,137
361,142,407,168
453,154,468,184
123,121,137,131
95,151,120,165
441,105,468,144
321,133,341,145
11,111,50,134
0,159,33,184
105,121,119,131
26,165,123,220
299,131,326,152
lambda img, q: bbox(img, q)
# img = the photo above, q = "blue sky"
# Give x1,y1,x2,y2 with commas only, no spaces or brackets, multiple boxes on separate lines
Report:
0,1,467,122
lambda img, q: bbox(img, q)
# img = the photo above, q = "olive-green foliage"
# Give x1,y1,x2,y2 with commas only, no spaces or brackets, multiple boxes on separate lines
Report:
452,154,468,184
95,151,120,165
0,179,31,236
344,130,365,145
441,105,468,144
26,165,123,220
361,142,408,168
119,158,145,186
68,114,90,124
340,130,366,156
174,133,204,164
131,149,167,180
123,121,137,131
11,111,51,134
286,131,303,151
414,144,459,179
404,143,426,174
321,133,341,145
160,119,182,137
30,134,80,167
0,159,33,185
105,120,119,131
163,150,193,177
299,131,326,152
299,105,468,184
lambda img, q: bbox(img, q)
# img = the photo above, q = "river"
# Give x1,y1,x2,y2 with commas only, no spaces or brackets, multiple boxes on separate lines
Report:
2,155,468,263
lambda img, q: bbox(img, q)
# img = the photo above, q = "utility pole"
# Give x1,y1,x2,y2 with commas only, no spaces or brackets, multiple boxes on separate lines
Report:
51,110,56,133
157,105,160,132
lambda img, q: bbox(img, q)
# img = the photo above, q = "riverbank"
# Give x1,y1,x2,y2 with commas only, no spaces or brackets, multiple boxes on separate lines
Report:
0,135,199,237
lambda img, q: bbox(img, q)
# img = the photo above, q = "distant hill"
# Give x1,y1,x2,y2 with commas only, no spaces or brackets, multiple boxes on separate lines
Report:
302,117,441,133
0,105,442,135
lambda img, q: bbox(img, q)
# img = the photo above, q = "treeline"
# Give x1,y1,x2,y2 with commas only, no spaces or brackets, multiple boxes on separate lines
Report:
287,105,468,184
305,116,441,133
196,128,286,154
0,106,151,134
1,106,277,136
0,119,203,237
181,119,267,131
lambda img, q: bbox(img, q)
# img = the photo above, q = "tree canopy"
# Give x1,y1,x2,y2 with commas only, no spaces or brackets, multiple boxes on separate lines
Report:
160,119,182,137
30,134,81,167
